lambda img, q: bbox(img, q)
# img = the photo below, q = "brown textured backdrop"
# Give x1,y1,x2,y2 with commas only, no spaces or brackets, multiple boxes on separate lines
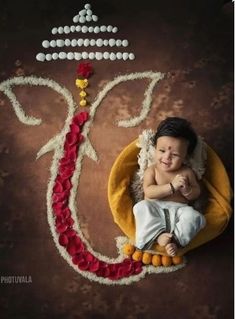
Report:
0,0,233,318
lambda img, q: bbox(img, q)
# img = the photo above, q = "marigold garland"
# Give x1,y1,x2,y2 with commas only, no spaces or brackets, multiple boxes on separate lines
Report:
75,62,93,107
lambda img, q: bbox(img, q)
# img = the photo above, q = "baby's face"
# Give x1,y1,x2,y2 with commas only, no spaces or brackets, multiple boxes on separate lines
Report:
155,136,188,172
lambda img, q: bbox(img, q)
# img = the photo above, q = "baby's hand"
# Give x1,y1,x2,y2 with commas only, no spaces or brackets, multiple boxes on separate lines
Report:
171,174,188,191
180,179,192,196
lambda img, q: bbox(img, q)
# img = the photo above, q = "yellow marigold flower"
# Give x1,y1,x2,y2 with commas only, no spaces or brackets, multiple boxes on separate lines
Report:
79,99,87,107
76,79,88,89
79,90,87,98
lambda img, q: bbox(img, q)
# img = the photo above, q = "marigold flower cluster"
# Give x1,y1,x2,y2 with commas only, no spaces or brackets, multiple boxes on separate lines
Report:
75,62,93,107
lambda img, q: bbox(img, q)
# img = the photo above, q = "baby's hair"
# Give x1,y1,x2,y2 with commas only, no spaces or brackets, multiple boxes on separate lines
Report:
152,117,197,155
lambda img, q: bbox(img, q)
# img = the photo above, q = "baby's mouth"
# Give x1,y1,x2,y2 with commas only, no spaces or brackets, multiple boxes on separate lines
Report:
161,160,171,167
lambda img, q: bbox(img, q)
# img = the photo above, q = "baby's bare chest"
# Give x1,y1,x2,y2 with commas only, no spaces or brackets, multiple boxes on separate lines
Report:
154,167,186,185
154,170,173,185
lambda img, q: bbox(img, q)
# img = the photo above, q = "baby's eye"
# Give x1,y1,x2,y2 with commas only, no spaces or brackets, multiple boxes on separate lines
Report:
172,153,179,157
159,149,165,153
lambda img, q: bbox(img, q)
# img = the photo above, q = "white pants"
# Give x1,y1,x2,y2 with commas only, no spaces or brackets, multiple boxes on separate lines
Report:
133,200,206,250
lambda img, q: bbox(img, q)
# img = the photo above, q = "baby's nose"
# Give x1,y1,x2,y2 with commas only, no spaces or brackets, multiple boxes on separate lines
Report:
164,151,172,160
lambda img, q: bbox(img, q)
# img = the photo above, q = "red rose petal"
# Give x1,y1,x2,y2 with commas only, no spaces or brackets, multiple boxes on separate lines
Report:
89,260,100,272
52,202,65,216
52,202,64,210
72,236,82,245
78,260,89,271
59,162,75,173
59,167,74,179
67,236,85,254
64,229,77,237
73,112,89,127
70,123,81,134
67,242,79,256
59,234,69,246
85,252,95,262
76,62,93,78
72,255,80,265
56,223,68,233
63,179,72,191
64,146,77,162
61,208,71,219
55,215,64,225
59,157,71,167
95,265,111,278
66,216,74,226
64,140,79,153
133,261,143,274
53,191,69,203
53,180,64,193
66,132,79,146
77,242,85,253
104,267,112,278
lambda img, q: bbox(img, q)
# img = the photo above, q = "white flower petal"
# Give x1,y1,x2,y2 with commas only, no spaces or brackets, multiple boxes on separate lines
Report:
100,25,106,32
42,40,50,48
129,53,135,60
79,16,86,23
36,53,45,62
103,52,109,59
89,39,96,46
58,52,66,59
50,40,56,47
64,26,70,34
92,15,98,22
95,52,103,60
74,52,82,60
73,15,79,23
67,52,74,60
122,39,129,47
58,26,64,34
51,27,57,35
84,3,91,9
94,26,100,33
82,52,89,59
52,53,59,60
88,52,95,59
64,39,71,46
83,39,90,46
71,39,77,47
96,39,103,47
77,39,84,46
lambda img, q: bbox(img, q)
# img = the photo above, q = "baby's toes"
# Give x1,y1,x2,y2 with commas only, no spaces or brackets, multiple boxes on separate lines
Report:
166,244,176,257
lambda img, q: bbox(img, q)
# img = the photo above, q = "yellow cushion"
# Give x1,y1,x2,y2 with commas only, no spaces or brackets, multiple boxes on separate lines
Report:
108,139,233,256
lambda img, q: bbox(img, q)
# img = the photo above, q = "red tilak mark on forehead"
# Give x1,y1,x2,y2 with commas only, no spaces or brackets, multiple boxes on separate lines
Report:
168,146,172,150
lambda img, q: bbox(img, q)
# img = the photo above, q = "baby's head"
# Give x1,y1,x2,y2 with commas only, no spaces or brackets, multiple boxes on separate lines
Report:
152,117,197,171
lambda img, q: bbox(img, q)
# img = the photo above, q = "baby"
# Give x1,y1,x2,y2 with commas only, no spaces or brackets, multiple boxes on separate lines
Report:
133,117,206,256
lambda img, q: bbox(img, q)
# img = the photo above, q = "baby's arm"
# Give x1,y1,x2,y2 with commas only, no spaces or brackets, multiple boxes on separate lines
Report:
143,166,173,200
179,168,201,201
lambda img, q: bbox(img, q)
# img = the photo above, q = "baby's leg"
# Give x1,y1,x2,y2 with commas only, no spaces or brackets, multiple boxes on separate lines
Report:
174,206,206,247
133,200,165,250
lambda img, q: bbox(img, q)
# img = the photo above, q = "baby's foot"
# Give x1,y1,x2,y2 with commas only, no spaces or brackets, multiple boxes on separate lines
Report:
157,233,173,246
165,243,178,257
